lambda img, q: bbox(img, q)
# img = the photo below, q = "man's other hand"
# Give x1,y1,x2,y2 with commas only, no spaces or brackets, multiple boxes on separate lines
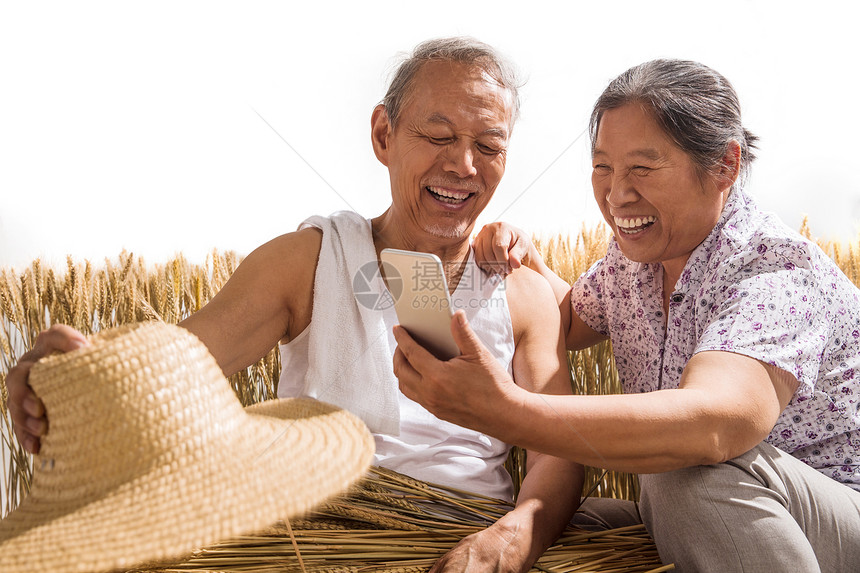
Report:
7,324,89,453
430,522,534,573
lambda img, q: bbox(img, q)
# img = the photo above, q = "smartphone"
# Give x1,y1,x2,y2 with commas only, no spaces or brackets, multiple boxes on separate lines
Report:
379,248,459,360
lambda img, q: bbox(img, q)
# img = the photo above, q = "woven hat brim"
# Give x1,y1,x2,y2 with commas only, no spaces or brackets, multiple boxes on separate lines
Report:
0,397,374,573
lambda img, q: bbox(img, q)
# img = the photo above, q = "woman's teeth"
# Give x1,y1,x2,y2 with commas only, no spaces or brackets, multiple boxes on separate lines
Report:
428,186,471,204
615,215,657,234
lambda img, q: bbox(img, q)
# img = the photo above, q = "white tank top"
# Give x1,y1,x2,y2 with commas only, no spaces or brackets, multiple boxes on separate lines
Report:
278,221,516,501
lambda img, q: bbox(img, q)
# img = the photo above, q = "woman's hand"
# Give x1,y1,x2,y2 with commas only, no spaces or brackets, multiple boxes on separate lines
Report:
6,324,89,453
393,310,523,438
473,222,534,277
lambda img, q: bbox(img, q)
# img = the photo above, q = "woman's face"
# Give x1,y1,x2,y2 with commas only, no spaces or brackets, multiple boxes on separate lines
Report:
591,103,731,281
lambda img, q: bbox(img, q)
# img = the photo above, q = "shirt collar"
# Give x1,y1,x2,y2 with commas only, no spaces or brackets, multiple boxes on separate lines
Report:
675,187,756,293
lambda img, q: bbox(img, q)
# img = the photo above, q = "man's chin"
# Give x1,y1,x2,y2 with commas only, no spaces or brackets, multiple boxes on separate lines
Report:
424,222,471,240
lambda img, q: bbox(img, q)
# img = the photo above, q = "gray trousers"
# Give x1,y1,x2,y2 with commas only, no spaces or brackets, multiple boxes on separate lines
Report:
573,442,860,572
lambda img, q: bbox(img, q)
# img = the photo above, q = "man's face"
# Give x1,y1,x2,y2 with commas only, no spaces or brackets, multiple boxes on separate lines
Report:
373,61,513,241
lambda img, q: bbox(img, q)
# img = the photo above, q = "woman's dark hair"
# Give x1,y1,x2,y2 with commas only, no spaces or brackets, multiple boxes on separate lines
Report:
590,59,758,189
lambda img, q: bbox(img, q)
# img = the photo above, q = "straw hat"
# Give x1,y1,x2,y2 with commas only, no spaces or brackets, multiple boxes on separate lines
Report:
0,321,375,572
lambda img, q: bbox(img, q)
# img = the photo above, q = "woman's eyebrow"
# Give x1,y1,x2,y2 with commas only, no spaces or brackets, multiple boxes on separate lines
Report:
592,147,662,160
629,148,663,161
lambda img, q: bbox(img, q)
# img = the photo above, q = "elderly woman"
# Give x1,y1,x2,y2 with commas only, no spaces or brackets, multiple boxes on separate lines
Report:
393,59,860,571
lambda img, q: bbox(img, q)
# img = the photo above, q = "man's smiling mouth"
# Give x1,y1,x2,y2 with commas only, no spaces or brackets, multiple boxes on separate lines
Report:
427,186,474,205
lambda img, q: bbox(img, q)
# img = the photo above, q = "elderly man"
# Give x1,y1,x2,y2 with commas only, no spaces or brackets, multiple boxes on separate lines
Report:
8,38,581,571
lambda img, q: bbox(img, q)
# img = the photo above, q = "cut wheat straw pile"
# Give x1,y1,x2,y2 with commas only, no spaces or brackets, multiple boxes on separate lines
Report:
129,467,671,573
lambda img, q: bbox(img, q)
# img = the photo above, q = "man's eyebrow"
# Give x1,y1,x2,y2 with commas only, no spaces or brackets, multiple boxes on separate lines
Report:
425,113,508,139
426,113,454,126
482,127,509,139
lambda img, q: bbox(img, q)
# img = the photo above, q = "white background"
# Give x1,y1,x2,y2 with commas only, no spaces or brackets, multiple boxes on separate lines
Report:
2,1,859,270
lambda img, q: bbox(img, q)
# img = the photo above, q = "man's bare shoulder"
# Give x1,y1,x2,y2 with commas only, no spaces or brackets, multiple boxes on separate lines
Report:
236,227,323,338
179,227,324,372
504,265,558,306
250,226,322,268
500,262,569,395
502,265,561,341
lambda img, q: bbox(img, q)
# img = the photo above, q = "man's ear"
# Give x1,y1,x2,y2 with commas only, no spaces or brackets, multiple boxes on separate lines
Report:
717,140,742,191
371,105,392,166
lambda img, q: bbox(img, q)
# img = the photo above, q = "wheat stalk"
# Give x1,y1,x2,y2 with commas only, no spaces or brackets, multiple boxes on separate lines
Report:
0,249,280,512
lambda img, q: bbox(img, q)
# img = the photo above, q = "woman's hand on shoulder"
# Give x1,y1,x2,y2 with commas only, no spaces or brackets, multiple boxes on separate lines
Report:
473,222,533,277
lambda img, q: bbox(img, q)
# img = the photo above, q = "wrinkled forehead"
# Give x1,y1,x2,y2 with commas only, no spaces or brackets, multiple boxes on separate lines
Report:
405,60,515,130
593,102,676,153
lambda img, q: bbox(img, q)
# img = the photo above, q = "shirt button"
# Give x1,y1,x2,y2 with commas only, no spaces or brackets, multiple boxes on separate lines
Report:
670,293,685,303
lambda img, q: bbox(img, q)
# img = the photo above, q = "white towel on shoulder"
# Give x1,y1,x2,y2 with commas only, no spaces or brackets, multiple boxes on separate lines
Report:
299,211,400,435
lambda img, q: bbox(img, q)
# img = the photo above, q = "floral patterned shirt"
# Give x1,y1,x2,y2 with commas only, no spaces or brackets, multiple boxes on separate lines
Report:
571,187,860,490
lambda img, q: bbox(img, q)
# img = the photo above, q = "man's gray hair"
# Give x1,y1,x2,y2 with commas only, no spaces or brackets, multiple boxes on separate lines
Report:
382,37,522,129
589,59,759,189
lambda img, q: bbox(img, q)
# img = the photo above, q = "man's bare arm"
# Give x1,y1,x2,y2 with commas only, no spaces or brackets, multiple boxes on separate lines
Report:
180,227,321,376
425,268,581,572
499,266,582,567
7,227,321,453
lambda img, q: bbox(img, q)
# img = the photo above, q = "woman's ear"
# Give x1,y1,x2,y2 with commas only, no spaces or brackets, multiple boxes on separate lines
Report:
718,140,742,191
370,105,391,166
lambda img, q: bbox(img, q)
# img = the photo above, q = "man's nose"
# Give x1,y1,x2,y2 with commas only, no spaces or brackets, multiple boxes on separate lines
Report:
442,141,478,178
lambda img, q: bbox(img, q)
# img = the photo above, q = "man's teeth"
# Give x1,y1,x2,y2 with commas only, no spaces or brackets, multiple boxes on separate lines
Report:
614,216,657,233
428,186,471,203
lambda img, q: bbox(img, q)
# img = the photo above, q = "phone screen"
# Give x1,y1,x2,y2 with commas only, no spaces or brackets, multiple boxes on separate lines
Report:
379,248,459,360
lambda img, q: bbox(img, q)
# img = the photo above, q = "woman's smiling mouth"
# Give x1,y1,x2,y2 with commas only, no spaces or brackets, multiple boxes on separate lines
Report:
614,215,657,234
